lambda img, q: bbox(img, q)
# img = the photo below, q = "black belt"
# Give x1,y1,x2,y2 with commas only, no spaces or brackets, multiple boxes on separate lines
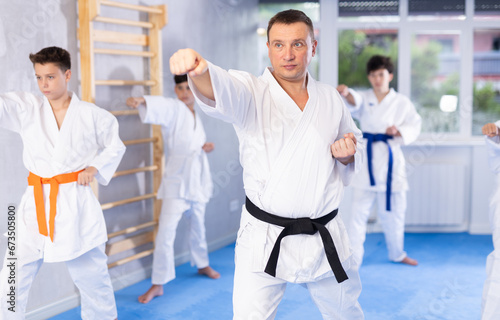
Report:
245,197,348,283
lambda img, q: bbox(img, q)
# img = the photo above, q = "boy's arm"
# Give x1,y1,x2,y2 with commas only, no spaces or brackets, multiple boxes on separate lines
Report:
336,84,357,106
126,95,180,127
0,92,35,132
393,98,422,145
89,111,126,185
484,121,500,174
482,122,500,138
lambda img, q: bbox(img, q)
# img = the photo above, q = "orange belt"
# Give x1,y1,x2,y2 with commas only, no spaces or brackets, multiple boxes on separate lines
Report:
27,170,84,242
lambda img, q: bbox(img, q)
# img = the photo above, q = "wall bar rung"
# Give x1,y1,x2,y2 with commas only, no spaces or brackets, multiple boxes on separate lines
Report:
108,221,157,239
94,48,155,57
110,109,139,116
93,29,149,46
101,193,156,210
123,137,158,146
113,165,159,178
95,79,156,86
94,16,153,29
108,248,154,268
100,0,163,14
106,231,154,256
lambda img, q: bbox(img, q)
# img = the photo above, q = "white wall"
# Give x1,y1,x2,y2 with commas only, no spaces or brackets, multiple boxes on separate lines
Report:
0,0,258,318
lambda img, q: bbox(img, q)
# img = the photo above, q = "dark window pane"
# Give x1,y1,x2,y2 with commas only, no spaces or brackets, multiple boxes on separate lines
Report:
409,0,465,16
339,0,399,17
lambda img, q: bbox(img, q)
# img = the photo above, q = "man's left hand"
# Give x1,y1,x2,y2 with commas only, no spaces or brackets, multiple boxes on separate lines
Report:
331,133,357,165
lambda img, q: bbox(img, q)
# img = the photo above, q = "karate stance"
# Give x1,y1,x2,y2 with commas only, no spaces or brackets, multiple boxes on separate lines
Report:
170,10,364,319
337,55,421,267
126,74,219,304
481,121,500,320
0,47,125,320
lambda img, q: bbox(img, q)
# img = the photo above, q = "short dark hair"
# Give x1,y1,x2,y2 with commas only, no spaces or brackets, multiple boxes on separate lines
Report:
29,46,71,72
174,74,188,84
367,55,394,74
267,9,314,42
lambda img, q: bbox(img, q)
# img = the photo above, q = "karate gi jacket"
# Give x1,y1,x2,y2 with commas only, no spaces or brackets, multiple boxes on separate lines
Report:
346,88,422,192
0,92,125,263
190,62,363,283
139,96,213,203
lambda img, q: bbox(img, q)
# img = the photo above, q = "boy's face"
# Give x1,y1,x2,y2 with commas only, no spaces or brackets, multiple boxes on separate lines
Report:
34,63,71,101
367,68,393,92
267,22,317,84
174,81,195,107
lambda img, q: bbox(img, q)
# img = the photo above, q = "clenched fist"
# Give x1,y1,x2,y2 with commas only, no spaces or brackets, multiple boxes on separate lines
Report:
202,142,215,153
482,123,499,138
78,166,97,186
170,48,208,77
331,133,357,165
126,97,145,109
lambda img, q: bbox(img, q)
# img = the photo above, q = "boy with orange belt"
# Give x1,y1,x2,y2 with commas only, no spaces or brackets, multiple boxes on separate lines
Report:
0,47,125,320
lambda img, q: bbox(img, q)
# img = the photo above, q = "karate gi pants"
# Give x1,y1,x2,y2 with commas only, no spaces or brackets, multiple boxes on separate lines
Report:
0,244,117,320
232,228,364,320
348,189,407,266
482,179,500,320
151,198,209,285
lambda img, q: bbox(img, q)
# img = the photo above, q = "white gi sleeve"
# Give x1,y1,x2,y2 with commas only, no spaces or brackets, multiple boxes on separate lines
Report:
334,90,365,186
188,61,255,128
486,120,500,174
397,96,422,145
89,108,126,185
344,88,363,120
0,91,36,132
140,95,181,127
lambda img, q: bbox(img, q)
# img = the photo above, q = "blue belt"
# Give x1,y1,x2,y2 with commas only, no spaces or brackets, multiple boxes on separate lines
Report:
363,132,393,211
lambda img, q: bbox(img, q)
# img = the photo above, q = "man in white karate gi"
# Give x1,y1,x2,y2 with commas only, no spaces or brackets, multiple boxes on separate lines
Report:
0,47,125,319
481,121,500,320
170,9,364,320
126,74,219,304
337,55,421,268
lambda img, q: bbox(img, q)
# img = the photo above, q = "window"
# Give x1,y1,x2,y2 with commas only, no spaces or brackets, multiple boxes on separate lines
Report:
411,32,460,133
338,29,398,90
329,0,500,138
473,29,500,135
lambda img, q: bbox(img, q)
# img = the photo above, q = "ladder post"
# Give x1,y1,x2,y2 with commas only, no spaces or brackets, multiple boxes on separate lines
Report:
148,5,167,243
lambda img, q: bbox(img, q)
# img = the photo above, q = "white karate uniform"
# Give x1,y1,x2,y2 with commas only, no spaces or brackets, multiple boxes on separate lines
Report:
138,96,213,285
482,120,500,320
191,62,365,319
344,88,421,265
0,91,125,320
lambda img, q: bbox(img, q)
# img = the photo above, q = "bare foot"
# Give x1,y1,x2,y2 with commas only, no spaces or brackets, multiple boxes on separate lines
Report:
400,256,418,266
198,266,220,279
138,284,164,304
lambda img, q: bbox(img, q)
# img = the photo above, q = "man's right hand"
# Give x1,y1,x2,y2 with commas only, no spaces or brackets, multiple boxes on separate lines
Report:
170,49,208,77
482,123,500,137
126,97,145,109
170,49,215,102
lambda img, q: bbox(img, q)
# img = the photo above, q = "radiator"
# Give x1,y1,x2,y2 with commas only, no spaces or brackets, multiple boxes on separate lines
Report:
405,163,468,226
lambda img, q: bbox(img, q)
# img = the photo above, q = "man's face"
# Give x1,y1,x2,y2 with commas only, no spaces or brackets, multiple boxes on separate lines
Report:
367,68,393,92
267,22,317,84
34,63,70,101
174,81,195,107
